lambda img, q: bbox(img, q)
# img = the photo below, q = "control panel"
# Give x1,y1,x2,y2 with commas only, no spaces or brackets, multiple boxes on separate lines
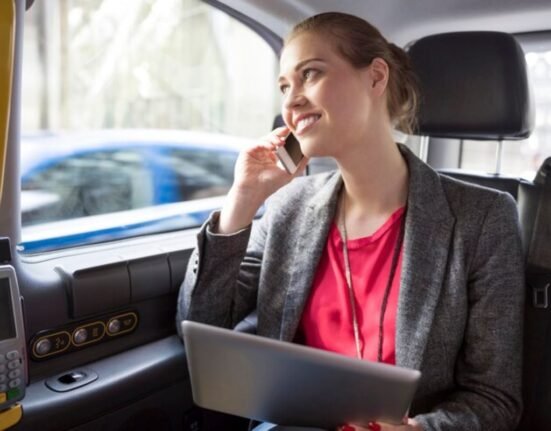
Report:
30,311,138,360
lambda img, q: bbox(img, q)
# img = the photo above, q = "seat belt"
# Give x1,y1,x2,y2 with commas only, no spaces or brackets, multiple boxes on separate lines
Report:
528,157,551,269
520,157,551,430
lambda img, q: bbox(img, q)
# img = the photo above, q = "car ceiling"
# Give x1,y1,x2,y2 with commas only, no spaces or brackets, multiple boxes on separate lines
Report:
222,0,551,46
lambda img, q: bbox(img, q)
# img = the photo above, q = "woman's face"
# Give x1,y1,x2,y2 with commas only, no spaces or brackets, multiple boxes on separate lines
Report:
279,32,383,158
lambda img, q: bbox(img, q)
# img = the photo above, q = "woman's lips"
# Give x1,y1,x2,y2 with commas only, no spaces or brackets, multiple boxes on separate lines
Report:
295,114,321,135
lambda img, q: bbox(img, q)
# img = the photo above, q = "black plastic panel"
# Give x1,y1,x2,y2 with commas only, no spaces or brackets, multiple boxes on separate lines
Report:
129,255,171,301
57,262,131,318
14,336,189,431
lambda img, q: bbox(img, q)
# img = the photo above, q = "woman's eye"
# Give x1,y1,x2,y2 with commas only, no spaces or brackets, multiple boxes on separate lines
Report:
302,68,317,80
279,84,289,94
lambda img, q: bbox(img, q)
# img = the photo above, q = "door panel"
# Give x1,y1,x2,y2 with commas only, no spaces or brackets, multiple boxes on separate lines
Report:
17,336,190,431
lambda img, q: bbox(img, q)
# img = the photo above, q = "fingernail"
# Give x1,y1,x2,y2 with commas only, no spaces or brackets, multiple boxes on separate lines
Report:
368,423,381,431
341,425,355,431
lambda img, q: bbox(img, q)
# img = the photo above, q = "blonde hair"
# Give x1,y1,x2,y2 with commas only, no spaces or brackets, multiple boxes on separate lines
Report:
285,12,419,134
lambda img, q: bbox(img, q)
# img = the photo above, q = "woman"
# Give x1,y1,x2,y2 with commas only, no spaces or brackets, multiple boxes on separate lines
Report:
177,12,524,431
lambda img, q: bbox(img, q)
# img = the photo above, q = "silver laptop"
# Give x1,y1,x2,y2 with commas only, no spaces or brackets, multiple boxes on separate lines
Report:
181,320,421,429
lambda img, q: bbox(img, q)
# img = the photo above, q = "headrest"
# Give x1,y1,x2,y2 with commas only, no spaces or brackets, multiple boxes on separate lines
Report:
408,31,534,140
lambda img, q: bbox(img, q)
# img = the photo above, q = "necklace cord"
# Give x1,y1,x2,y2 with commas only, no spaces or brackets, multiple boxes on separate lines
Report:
339,188,406,362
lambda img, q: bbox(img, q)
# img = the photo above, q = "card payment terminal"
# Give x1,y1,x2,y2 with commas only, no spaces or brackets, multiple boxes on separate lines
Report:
0,265,26,410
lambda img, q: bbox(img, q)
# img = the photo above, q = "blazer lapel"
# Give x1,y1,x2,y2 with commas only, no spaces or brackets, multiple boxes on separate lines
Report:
277,144,456,366
279,173,343,341
396,146,456,370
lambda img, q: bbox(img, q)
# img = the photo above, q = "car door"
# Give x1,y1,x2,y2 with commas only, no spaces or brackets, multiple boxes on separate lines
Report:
5,1,551,430
1,0,279,429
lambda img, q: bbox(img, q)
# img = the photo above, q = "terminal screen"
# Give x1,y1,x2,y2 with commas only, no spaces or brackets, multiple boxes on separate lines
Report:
0,278,15,341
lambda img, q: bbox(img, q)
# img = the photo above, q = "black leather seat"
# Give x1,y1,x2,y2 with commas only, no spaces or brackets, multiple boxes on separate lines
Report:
410,31,533,141
409,30,533,199
408,31,551,430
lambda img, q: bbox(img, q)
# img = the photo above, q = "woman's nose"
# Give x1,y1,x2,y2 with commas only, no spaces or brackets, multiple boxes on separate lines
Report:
283,88,307,110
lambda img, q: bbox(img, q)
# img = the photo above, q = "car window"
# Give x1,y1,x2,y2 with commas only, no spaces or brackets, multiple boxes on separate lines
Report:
458,46,551,178
170,148,237,182
20,0,278,253
22,149,154,225
156,148,237,202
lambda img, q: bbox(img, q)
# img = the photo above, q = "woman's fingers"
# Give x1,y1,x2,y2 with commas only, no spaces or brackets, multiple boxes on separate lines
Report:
337,423,380,431
261,126,288,148
338,419,421,431
231,125,305,203
272,125,290,137
254,127,288,152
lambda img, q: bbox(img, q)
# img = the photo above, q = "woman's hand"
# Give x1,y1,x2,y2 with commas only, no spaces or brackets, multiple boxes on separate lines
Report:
218,126,309,234
338,417,422,431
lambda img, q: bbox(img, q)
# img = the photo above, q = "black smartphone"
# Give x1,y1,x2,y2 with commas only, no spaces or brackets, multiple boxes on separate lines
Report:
276,133,304,174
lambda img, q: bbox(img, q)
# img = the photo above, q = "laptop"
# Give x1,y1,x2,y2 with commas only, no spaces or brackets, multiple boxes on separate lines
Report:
181,320,421,429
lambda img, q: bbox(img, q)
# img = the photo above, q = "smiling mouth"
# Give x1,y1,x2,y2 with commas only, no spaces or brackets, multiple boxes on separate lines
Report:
295,114,321,135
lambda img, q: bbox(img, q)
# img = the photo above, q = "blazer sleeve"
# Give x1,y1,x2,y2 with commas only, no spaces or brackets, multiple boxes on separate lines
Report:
176,206,270,336
415,192,525,431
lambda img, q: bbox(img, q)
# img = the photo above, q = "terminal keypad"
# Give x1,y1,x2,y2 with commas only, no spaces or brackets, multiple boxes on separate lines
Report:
0,349,24,403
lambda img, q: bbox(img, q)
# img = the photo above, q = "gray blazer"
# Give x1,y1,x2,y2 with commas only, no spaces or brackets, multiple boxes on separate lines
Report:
177,145,524,431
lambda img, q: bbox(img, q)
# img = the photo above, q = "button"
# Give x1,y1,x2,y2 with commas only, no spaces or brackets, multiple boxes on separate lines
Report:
0,392,6,404
7,360,20,370
0,384,7,392
107,319,121,334
7,387,21,400
35,338,52,356
107,313,137,336
6,351,19,361
87,322,105,342
73,328,89,345
51,333,70,352
8,369,20,379
120,314,137,331
32,332,71,359
8,378,21,389
0,375,6,383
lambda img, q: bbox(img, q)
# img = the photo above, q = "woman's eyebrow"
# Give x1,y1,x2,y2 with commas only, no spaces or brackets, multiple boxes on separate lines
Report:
278,58,326,84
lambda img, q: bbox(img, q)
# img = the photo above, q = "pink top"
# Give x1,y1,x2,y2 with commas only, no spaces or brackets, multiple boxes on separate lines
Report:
298,207,405,364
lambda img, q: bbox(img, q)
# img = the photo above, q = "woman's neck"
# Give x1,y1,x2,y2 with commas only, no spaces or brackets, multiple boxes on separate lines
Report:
336,134,409,238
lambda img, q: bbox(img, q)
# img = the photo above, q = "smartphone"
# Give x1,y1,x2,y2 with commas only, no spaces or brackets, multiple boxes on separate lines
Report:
276,133,304,174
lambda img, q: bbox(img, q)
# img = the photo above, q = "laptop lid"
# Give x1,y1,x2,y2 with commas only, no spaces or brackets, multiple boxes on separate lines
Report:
181,320,421,429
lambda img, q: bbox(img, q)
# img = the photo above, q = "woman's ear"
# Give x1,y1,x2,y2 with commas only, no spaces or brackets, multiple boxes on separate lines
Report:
368,58,389,96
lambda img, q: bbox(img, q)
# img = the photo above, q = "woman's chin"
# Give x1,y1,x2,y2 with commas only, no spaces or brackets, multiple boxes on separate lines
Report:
300,142,330,159
304,149,332,159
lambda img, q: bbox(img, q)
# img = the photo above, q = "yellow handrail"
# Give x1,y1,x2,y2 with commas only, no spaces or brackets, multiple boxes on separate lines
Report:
0,0,15,206
0,4,19,427
0,404,22,430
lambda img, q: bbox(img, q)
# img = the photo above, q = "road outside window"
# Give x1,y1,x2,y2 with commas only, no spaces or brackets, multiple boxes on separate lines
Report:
20,0,279,253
